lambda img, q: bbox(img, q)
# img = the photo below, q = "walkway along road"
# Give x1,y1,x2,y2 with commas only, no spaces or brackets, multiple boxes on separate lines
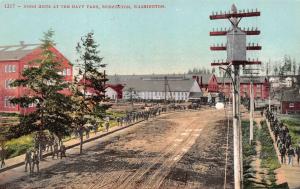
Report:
0,108,234,189
265,118,300,189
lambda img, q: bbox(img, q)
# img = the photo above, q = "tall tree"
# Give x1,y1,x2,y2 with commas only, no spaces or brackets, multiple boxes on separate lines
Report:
283,55,292,75
212,67,216,74
72,32,108,154
10,29,72,158
292,58,297,75
273,65,278,76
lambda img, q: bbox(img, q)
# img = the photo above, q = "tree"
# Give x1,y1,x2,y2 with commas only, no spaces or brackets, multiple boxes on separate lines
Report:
212,67,216,74
10,29,73,158
292,58,297,75
273,65,278,76
71,32,108,154
283,55,292,75
265,60,270,76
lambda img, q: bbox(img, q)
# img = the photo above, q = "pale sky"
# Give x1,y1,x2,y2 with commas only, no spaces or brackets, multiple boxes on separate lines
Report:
0,0,300,75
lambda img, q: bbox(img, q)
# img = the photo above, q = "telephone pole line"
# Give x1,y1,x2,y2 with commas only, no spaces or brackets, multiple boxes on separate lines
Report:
209,4,261,188
243,68,260,144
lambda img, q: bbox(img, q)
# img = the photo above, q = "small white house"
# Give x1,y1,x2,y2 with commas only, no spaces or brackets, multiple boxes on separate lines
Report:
105,87,118,100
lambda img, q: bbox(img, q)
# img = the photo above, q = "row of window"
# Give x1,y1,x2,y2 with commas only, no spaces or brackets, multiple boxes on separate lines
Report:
4,96,36,108
59,68,72,76
4,65,72,76
141,91,188,97
4,65,16,73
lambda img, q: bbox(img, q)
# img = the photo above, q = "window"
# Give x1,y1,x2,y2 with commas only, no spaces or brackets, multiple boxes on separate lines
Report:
256,85,261,97
4,96,15,108
66,68,71,76
5,79,14,89
4,65,16,73
12,65,16,72
62,69,67,76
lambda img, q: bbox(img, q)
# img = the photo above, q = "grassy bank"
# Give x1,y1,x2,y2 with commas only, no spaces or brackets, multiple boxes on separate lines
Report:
2,112,127,159
259,120,286,188
259,120,281,171
5,134,34,159
242,120,257,188
242,120,287,188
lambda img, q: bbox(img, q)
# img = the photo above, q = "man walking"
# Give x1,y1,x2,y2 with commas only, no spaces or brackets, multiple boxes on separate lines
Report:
280,145,287,164
60,143,66,159
32,150,39,174
52,142,59,159
0,147,6,168
295,143,300,166
287,146,295,166
105,116,110,132
24,149,32,172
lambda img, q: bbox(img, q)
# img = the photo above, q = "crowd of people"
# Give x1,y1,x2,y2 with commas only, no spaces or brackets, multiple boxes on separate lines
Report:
116,106,164,126
23,132,67,174
265,109,300,166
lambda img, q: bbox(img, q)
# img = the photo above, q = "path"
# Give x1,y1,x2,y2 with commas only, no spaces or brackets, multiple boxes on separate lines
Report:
265,119,300,189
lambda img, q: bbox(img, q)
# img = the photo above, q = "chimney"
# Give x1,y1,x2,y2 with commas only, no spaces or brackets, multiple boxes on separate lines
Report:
20,41,25,46
192,75,197,80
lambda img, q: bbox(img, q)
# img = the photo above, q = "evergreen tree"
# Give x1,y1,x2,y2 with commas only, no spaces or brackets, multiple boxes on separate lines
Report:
212,67,216,74
283,55,292,75
10,29,73,158
71,32,108,154
292,58,297,75
274,65,278,76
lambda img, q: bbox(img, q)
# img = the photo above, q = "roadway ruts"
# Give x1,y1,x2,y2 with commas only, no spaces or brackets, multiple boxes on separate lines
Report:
1,108,233,189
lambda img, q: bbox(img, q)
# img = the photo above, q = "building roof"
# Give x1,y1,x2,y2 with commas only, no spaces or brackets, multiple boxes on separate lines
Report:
0,43,40,61
122,78,195,92
189,92,202,99
281,88,300,102
107,74,212,85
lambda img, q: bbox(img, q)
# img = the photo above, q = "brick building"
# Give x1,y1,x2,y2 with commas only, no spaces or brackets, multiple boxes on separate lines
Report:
218,76,270,100
280,88,300,114
0,42,73,113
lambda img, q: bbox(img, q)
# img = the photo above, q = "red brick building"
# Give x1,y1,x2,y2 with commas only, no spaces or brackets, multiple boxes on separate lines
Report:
0,42,73,113
218,76,270,100
280,88,300,114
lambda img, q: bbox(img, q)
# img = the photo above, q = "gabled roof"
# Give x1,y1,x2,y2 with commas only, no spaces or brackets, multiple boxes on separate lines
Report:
0,43,40,61
107,73,213,85
122,78,194,92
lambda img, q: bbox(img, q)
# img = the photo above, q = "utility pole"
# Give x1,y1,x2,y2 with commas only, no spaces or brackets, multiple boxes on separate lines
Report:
243,68,259,144
164,76,167,104
129,87,134,110
249,79,254,143
164,76,173,103
210,4,261,189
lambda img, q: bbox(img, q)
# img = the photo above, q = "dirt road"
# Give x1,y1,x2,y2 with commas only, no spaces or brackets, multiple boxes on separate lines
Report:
1,108,233,189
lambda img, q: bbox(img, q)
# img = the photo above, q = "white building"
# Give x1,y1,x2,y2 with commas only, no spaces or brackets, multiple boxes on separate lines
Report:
105,86,118,100
108,74,204,101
